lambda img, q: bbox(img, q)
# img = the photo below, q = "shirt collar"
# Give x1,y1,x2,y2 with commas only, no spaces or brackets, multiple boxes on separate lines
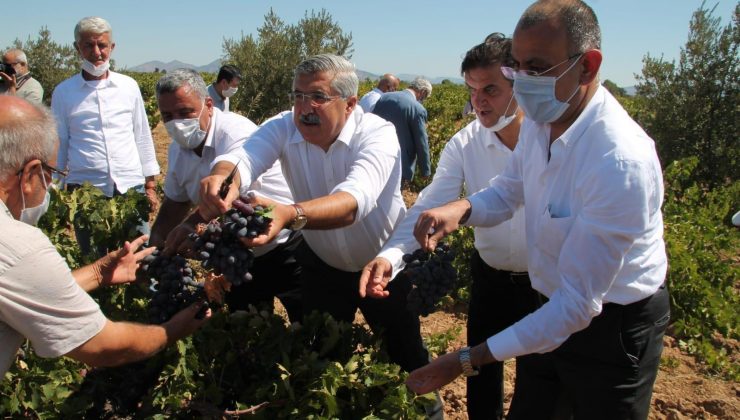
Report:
553,85,605,148
476,119,512,152
75,70,119,88
202,107,220,149
0,200,13,219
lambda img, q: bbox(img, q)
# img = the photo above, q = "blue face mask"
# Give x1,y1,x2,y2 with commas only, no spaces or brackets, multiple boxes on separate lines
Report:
512,55,582,124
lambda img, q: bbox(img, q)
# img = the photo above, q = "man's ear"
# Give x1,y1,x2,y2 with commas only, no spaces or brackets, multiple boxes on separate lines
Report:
18,159,42,196
205,97,214,116
345,95,357,115
580,49,602,85
110,42,116,54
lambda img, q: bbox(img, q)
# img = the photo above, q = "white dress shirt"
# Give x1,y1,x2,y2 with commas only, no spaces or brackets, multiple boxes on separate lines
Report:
215,107,407,272
51,71,160,196
164,108,294,256
465,86,667,361
359,88,383,113
378,118,527,277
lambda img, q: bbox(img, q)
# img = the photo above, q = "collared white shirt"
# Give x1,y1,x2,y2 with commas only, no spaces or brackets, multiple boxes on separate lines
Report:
51,71,160,196
466,86,667,361
378,118,527,277
215,107,406,272
208,84,229,112
359,88,383,113
164,108,294,255
0,201,106,376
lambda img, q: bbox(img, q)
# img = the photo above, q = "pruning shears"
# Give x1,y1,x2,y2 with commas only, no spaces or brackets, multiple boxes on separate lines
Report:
218,159,241,199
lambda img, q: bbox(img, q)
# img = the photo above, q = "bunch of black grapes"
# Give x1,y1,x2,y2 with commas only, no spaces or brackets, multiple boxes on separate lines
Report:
188,197,271,286
138,249,205,323
404,243,457,316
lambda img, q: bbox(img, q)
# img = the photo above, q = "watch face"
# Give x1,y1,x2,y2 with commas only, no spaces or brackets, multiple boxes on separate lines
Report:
291,215,307,231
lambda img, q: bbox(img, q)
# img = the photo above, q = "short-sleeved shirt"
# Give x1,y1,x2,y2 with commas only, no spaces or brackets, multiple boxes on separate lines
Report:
0,201,106,376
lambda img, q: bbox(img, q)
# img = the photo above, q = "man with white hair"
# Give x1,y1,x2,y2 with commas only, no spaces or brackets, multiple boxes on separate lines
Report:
0,48,44,104
197,54,436,395
51,16,160,256
373,77,432,185
358,73,400,113
0,96,208,378
149,68,303,322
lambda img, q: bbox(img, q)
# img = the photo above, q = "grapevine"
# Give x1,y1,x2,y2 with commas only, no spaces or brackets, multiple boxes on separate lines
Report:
404,243,457,317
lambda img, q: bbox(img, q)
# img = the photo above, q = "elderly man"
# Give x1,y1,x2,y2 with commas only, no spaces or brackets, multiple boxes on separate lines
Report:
358,73,400,113
372,77,432,185
0,49,44,104
361,35,539,420
0,96,207,378
198,54,436,393
406,1,670,419
149,69,302,322
51,16,159,256
208,64,241,113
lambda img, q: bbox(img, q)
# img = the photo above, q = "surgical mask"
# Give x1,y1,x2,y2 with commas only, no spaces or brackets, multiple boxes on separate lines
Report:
20,171,51,226
222,86,238,98
164,102,208,149
486,94,517,133
512,56,582,124
81,59,110,77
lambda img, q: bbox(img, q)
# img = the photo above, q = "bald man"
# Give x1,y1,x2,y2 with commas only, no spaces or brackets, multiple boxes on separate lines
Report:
0,96,208,378
359,73,400,112
0,49,43,104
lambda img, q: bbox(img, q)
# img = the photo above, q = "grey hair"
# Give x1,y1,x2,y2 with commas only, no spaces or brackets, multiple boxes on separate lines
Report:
409,77,433,98
74,16,113,43
155,68,208,101
4,49,28,65
293,54,359,98
517,0,601,54
0,102,58,177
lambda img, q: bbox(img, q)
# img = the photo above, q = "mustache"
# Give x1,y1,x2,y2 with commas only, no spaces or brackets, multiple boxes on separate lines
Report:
299,113,321,125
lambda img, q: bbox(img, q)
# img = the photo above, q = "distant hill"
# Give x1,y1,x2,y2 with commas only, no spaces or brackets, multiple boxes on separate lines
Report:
127,59,222,73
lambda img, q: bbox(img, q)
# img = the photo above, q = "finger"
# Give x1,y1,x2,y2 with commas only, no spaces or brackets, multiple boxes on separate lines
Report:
129,235,149,251
359,268,371,298
135,246,157,260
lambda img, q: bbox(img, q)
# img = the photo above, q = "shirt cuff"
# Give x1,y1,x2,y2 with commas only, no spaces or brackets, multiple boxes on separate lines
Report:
486,325,526,361
377,247,406,282
142,163,161,178
465,193,489,226
333,185,368,226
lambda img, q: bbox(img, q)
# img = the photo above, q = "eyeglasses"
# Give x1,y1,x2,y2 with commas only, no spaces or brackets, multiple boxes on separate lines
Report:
288,91,341,106
501,53,583,80
16,161,68,178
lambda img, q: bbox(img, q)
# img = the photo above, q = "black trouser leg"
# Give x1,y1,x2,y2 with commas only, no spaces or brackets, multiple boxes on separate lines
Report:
467,251,541,420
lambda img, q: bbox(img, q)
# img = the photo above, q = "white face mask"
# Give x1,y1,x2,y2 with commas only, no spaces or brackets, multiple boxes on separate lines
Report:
81,59,110,77
20,170,51,226
222,86,238,98
512,55,582,124
486,93,517,133
164,101,208,149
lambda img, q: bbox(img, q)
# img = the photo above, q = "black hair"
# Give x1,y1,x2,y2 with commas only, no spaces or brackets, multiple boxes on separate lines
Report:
216,64,242,83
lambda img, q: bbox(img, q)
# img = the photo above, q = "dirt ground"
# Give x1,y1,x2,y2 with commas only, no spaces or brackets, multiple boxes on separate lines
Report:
153,125,739,419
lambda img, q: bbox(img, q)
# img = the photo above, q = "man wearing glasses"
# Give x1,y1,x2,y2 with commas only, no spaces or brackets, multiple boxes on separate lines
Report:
198,54,441,418
406,1,669,419
0,49,44,104
0,96,208,379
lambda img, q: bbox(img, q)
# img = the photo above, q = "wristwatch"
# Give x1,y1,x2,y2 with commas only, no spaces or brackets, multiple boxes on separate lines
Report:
459,346,480,377
288,203,307,231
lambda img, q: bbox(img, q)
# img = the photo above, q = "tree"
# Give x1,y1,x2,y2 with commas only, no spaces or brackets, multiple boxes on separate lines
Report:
602,79,626,97
222,9,353,122
8,27,78,105
635,2,738,185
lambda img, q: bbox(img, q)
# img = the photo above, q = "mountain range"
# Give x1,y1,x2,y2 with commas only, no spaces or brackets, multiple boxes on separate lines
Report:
126,59,464,84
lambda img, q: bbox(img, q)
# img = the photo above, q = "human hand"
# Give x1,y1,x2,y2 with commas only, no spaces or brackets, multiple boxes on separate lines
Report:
163,301,212,343
413,199,470,252
237,193,288,247
359,257,393,298
0,72,16,94
100,235,156,286
145,187,160,214
199,173,238,220
162,222,197,257
405,351,462,394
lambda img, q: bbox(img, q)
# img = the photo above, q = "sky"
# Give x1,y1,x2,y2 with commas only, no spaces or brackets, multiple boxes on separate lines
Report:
2,0,737,87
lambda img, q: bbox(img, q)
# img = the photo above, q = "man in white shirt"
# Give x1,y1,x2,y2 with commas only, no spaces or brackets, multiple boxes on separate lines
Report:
358,73,399,113
51,17,160,256
360,35,539,420
197,55,438,413
208,65,241,113
405,1,670,419
0,96,207,378
149,69,303,322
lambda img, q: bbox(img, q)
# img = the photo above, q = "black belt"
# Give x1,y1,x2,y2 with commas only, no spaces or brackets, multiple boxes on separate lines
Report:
491,267,531,286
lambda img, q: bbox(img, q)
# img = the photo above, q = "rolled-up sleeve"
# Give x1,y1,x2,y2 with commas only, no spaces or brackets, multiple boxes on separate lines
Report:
132,88,160,177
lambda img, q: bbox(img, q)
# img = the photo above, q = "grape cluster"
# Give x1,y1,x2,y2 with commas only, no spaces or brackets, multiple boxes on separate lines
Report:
404,243,457,317
188,197,271,286
138,249,205,323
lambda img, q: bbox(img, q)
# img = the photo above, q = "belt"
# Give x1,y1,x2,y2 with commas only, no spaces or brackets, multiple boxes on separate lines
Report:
491,268,531,286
